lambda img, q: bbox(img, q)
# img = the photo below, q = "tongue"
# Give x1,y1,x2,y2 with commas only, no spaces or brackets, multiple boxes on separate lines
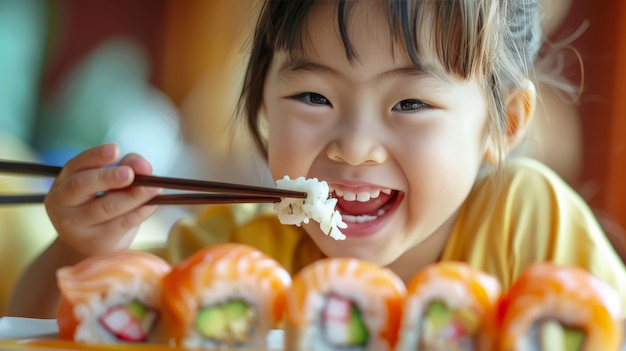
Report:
336,192,393,216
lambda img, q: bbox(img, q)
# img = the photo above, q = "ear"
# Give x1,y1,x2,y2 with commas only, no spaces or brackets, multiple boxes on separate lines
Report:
505,80,536,148
259,100,267,115
484,80,536,164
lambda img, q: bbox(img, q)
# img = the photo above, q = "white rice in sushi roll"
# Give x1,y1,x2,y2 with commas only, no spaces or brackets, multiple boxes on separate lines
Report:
274,176,347,240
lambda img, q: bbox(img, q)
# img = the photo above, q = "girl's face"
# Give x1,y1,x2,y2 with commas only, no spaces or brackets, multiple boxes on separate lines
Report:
262,2,491,268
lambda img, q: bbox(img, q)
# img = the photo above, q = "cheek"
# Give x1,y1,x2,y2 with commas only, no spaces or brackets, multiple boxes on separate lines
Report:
399,122,486,195
266,112,322,180
267,131,302,179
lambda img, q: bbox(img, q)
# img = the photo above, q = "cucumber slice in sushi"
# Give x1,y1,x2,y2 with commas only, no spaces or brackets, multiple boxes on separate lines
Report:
539,320,585,351
196,307,226,340
196,300,256,345
425,300,454,331
321,294,369,347
347,304,369,346
563,327,585,351
98,300,158,342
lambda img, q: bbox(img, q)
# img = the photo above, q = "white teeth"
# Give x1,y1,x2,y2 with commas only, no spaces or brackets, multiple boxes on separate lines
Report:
356,190,380,202
343,192,356,201
355,192,369,202
342,208,387,223
332,188,391,202
342,214,378,223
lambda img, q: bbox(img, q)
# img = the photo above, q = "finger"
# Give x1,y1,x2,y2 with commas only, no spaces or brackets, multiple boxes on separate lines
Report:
68,185,162,227
60,143,121,176
97,204,158,247
47,165,136,207
118,153,154,176
73,205,159,256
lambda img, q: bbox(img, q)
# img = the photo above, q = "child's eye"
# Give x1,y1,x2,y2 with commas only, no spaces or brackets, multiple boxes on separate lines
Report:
392,99,428,112
294,92,331,106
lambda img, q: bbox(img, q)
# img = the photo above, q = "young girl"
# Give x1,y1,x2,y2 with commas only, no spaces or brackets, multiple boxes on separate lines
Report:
10,0,626,318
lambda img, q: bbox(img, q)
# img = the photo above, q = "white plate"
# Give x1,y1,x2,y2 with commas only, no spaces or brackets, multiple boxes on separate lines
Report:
0,317,284,350
0,318,58,340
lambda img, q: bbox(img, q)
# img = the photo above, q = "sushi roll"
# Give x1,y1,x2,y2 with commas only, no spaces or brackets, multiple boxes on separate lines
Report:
160,243,292,349
493,262,624,351
285,257,406,351
56,249,172,344
395,261,501,351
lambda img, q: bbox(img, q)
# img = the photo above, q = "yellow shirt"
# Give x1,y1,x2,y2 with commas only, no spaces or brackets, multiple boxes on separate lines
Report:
156,157,626,313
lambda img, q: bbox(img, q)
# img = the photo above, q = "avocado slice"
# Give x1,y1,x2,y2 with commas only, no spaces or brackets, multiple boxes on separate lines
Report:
539,320,585,351
563,327,585,351
223,300,250,321
347,304,369,346
126,300,149,320
196,300,253,341
196,306,228,339
425,300,454,331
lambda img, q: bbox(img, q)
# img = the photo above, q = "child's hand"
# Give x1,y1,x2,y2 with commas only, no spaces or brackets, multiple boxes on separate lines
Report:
44,143,162,256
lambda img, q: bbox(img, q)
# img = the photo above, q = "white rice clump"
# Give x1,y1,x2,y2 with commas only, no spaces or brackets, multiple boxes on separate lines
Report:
274,176,347,240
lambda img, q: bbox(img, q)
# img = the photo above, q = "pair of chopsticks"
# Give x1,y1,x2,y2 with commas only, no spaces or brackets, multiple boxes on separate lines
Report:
0,160,306,205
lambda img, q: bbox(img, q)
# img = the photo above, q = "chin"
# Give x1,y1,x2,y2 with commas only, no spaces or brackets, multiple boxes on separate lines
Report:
316,239,394,266
304,224,400,265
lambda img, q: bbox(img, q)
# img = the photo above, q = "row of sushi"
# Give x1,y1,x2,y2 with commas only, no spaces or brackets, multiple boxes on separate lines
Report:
56,243,625,351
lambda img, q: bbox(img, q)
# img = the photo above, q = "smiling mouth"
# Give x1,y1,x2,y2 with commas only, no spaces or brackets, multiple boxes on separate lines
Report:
332,188,401,223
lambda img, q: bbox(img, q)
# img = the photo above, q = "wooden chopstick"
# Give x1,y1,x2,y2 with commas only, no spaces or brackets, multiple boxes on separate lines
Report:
0,194,282,205
0,160,306,199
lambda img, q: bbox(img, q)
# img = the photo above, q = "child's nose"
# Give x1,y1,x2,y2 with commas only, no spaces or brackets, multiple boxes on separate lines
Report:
326,124,388,166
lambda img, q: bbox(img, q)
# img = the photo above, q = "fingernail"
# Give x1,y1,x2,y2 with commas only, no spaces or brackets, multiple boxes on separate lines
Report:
116,167,132,181
102,143,117,159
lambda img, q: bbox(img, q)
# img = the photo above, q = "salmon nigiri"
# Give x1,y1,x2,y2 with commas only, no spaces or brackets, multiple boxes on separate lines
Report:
493,262,624,351
396,261,502,351
161,243,292,349
285,257,406,351
57,250,171,344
